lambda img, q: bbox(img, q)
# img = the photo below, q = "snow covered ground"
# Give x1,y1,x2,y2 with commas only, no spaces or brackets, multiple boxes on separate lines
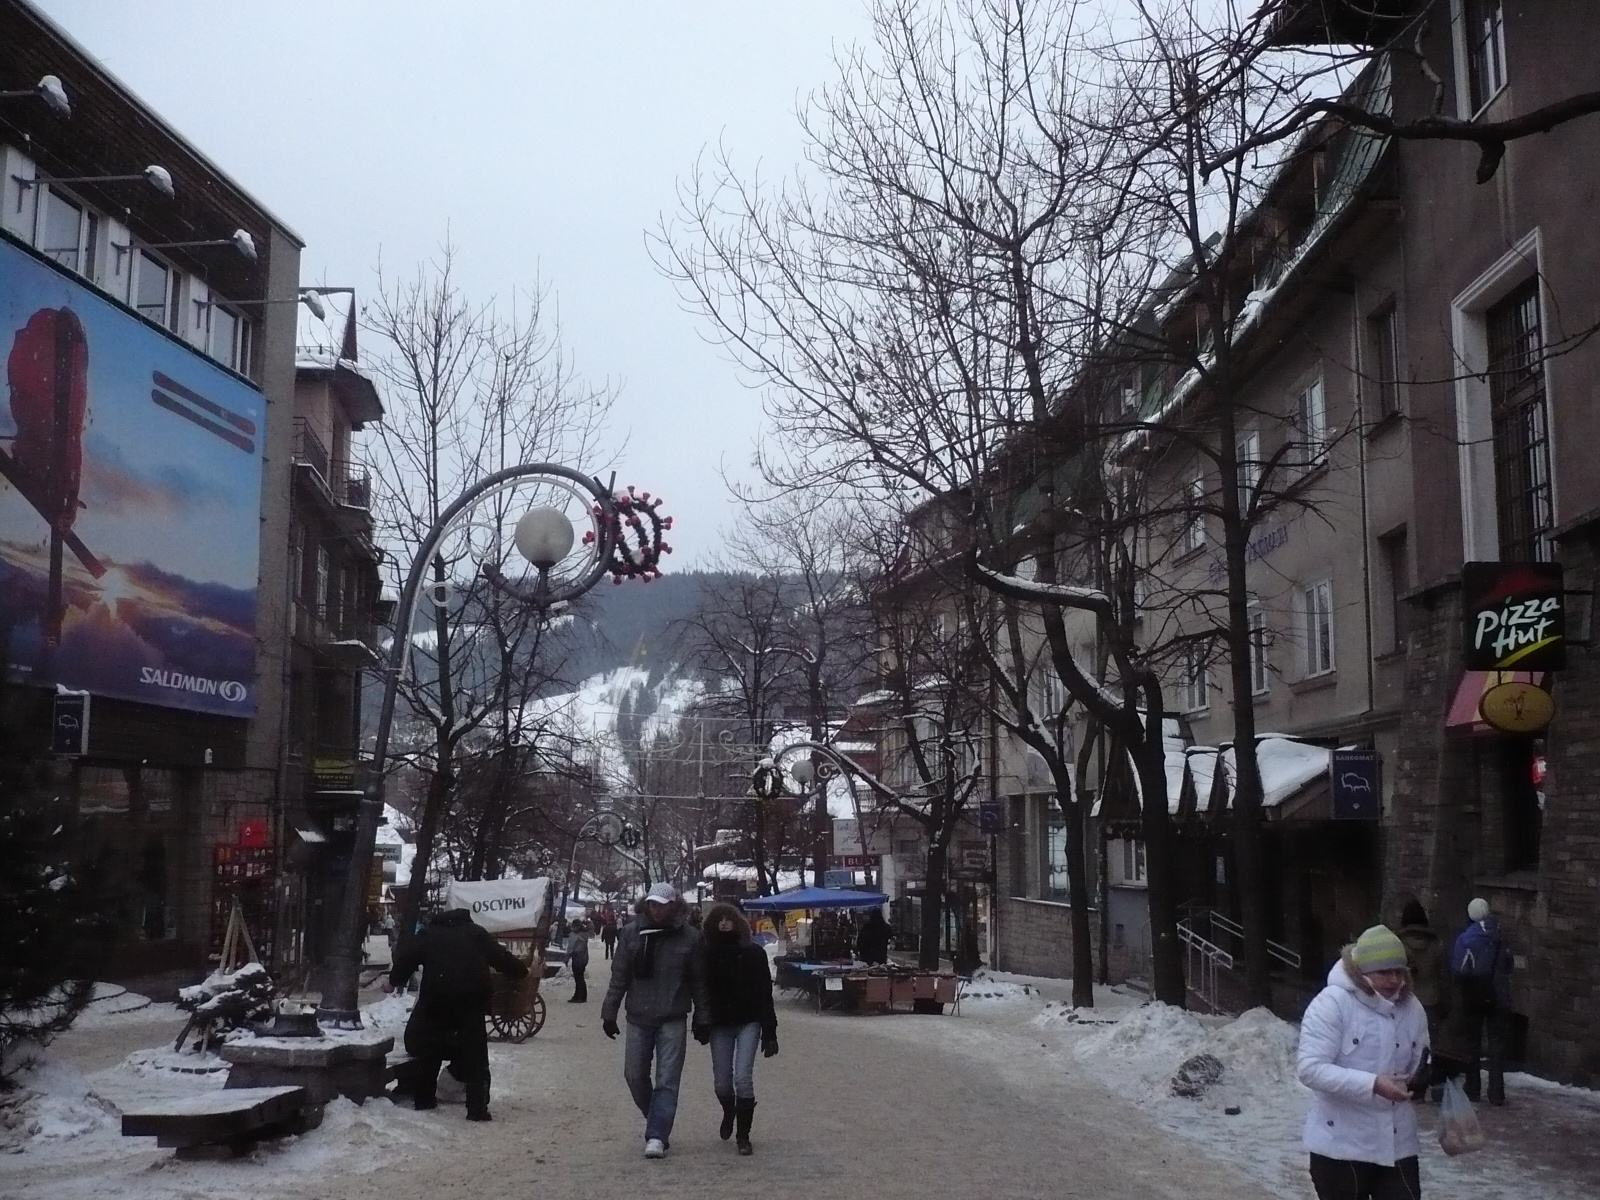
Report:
907,969,1600,1200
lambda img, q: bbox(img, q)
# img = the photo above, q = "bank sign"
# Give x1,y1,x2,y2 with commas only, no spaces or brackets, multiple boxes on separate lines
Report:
1461,561,1565,671
0,234,262,716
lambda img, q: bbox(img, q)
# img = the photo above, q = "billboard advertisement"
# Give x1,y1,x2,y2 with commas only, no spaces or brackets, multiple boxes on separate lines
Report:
0,233,262,716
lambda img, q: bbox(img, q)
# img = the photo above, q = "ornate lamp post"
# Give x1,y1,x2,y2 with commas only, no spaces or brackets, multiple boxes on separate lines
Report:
317,465,670,1026
753,741,900,887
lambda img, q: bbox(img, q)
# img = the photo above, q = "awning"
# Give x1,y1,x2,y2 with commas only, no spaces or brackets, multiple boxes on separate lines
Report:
290,816,328,844
1446,670,1547,735
741,886,889,912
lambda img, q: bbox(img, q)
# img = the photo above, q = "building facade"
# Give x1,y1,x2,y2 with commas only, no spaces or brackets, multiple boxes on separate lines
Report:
990,1,1600,1082
1,0,301,994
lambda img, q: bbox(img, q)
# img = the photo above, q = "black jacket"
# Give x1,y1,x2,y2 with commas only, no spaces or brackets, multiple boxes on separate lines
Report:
703,943,777,1037
389,908,528,1009
856,914,893,964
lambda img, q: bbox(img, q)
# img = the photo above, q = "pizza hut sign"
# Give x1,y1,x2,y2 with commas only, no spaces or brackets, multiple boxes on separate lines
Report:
1461,562,1566,671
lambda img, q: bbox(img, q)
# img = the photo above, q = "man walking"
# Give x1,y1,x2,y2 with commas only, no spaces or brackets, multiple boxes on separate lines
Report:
600,882,710,1158
565,919,591,1003
385,908,527,1121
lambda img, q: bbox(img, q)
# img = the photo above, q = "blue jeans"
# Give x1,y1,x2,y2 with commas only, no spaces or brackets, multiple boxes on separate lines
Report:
710,1022,761,1101
623,1018,686,1142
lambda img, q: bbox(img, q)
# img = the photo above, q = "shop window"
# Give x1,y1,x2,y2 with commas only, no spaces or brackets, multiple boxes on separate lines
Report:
1501,737,1543,872
1007,795,1029,897
76,764,130,815
1487,280,1553,563
1041,800,1070,901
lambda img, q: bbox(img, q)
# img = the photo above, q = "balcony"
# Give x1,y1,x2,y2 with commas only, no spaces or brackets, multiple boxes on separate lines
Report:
293,418,374,512
293,601,380,666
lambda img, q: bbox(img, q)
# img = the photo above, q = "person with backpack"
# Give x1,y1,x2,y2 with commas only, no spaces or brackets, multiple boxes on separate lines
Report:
1439,897,1510,1105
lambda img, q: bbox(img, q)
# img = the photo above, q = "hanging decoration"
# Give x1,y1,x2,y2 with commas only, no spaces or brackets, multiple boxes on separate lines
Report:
585,486,673,583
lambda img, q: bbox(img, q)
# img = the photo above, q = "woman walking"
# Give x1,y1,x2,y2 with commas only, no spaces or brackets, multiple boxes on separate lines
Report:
1297,924,1429,1200
700,902,778,1155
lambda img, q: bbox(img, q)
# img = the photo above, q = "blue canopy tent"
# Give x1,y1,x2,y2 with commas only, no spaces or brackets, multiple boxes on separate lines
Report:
741,885,889,911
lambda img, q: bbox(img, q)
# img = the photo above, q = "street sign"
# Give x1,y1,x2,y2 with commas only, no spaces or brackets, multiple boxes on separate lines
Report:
50,691,90,755
978,801,1002,834
823,870,854,888
1462,561,1566,670
1330,748,1380,820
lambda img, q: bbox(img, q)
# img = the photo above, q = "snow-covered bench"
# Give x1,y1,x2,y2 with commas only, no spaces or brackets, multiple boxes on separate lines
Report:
121,1085,322,1158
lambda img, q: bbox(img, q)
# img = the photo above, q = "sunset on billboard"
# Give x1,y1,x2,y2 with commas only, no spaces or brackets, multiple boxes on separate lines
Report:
0,233,261,716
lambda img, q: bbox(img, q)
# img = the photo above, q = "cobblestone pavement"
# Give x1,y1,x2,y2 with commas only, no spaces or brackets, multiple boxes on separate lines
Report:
265,982,1280,1200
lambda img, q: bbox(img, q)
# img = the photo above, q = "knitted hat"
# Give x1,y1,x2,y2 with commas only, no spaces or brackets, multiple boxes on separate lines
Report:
646,882,679,904
1351,925,1408,974
1467,897,1491,922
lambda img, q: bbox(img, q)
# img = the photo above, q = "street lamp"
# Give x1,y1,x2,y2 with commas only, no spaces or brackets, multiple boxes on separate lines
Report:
316,463,668,1026
754,742,901,887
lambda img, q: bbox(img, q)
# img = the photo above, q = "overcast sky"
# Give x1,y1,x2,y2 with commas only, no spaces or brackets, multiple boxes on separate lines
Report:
33,0,876,566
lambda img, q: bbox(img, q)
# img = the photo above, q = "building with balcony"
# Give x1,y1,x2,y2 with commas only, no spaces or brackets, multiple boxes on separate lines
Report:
279,295,386,967
0,0,301,993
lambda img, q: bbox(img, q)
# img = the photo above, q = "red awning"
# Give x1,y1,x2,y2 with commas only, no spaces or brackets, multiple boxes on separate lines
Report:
1446,671,1547,734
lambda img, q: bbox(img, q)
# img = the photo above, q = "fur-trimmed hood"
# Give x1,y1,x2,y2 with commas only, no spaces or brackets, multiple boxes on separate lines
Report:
703,902,752,948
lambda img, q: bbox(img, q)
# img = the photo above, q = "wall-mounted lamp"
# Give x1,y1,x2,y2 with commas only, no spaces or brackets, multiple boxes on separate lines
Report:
0,75,70,118
17,163,174,199
145,228,257,263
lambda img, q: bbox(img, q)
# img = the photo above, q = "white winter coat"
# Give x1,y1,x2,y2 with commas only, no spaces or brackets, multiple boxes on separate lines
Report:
1297,953,1429,1166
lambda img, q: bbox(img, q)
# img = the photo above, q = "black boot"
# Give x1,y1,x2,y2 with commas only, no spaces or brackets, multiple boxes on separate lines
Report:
465,1073,492,1121
717,1093,736,1141
734,1098,756,1155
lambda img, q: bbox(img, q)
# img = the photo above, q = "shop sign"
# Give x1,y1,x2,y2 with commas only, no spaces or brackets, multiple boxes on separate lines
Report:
1329,749,1380,820
238,818,269,847
823,870,854,888
832,854,881,868
50,691,90,755
1479,679,1555,733
978,800,1003,834
1462,561,1566,670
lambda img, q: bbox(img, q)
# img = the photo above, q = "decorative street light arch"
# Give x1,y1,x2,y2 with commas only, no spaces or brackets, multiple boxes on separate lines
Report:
317,463,670,1026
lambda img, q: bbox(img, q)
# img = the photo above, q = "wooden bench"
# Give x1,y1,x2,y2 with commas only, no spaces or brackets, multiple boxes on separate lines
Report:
121,1086,322,1158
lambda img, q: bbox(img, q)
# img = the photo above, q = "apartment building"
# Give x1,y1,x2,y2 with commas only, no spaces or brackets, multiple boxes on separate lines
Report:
991,1,1600,1082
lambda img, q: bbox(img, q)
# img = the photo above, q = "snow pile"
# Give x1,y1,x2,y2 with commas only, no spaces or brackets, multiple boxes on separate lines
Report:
119,1047,229,1078
0,1044,118,1151
959,973,1037,1003
360,991,416,1036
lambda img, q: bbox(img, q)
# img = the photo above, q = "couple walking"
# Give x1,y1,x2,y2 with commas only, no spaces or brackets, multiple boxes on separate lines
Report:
600,883,777,1159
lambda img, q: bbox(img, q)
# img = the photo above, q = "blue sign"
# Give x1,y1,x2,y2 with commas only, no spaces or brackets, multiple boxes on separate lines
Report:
0,234,263,715
823,870,854,889
1330,749,1380,820
978,801,1003,834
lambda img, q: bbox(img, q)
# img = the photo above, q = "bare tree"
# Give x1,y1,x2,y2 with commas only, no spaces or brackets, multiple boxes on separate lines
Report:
364,244,614,941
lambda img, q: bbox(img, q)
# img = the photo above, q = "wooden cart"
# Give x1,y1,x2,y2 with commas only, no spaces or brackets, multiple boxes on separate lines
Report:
443,876,555,1044
487,928,547,1042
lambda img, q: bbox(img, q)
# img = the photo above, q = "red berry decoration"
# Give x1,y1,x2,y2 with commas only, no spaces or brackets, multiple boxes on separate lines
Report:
603,486,673,583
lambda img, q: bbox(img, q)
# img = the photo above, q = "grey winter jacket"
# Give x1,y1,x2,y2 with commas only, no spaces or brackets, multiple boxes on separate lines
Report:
600,900,710,1028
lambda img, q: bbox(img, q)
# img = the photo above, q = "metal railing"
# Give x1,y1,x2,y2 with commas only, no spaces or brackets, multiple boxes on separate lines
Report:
1205,908,1302,971
293,420,371,510
1177,916,1232,1013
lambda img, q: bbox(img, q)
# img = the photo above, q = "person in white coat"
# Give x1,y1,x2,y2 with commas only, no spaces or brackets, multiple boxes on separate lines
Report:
1297,924,1429,1200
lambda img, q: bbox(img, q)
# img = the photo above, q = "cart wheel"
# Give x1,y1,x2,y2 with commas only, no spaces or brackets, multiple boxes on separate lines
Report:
492,994,546,1043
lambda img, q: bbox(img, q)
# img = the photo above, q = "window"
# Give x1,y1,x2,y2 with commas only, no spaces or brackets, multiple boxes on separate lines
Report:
1368,304,1402,419
1248,605,1270,694
1461,0,1507,114
1487,280,1553,562
1041,801,1069,901
1236,430,1261,516
1302,579,1335,676
1182,461,1206,553
289,521,306,604
315,544,331,614
37,187,98,278
135,251,176,329
1378,528,1409,652
1122,838,1147,886
1293,375,1328,468
207,303,251,373
1007,795,1028,897
1181,643,1209,712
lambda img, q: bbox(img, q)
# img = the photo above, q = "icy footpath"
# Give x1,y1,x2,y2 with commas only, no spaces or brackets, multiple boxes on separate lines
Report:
0,988,438,1200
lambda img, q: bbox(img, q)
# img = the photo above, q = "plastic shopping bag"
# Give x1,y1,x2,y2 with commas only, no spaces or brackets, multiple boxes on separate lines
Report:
1438,1077,1485,1156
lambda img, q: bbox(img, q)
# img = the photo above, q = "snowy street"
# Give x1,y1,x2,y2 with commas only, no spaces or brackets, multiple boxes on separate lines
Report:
8,970,1600,1200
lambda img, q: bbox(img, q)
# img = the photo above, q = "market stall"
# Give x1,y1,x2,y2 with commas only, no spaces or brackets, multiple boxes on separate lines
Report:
743,886,960,1014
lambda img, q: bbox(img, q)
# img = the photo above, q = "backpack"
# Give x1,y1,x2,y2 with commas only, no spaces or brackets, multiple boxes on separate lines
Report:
1450,922,1500,978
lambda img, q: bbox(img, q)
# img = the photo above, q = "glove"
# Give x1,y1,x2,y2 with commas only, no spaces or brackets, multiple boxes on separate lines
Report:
761,1035,779,1058
602,1018,620,1040
692,1024,711,1045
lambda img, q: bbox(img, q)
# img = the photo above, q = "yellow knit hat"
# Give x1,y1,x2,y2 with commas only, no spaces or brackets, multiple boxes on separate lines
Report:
1351,924,1408,974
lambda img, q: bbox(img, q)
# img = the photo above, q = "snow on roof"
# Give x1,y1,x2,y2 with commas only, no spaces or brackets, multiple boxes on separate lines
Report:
700,863,807,891
1224,736,1333,808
